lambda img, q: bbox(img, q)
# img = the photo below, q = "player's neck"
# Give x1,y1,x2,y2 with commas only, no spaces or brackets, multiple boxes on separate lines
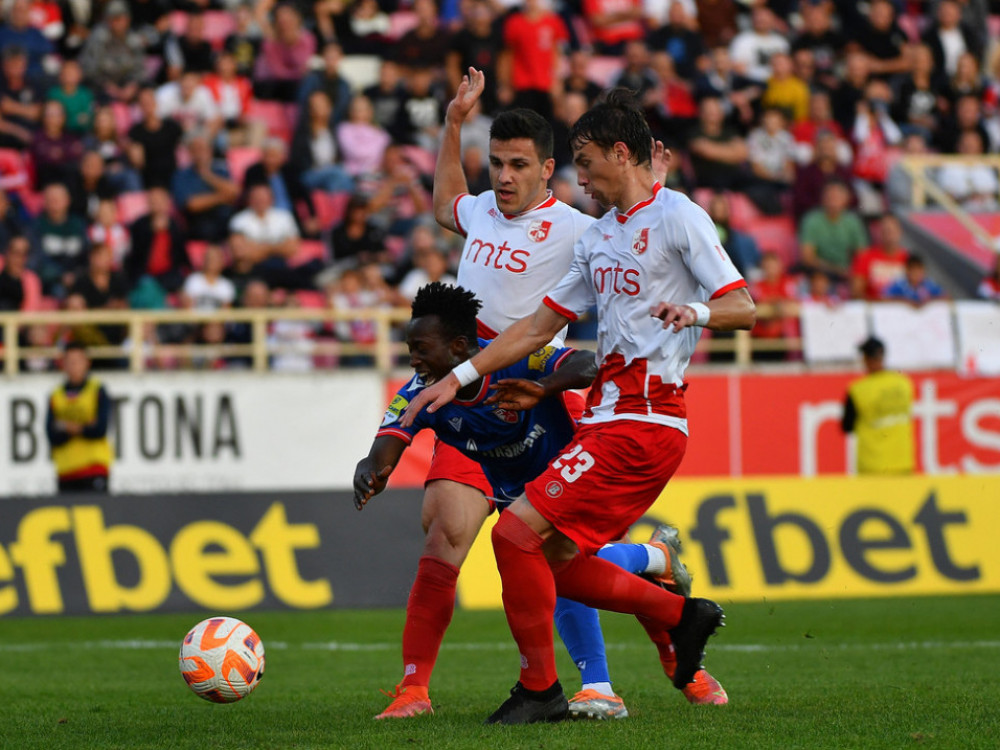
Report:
514,189,552,216
614,172,658,215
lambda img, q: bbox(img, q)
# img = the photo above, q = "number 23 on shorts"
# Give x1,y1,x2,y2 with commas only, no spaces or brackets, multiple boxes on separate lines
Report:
551,444,595,483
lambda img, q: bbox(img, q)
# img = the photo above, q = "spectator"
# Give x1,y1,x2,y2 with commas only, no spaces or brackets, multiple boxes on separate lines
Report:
130,0,173,56
851,79,903,205
156,70,222,142
202,50,261,149
55,0,95,60
692,0,739,50
761,52,810,124
499,0,569,120
69,151,120,222
790,90,852,167
337,95,393,180
693,45,761,131
612,41,659,105
68,242,129,320
686,94,749,191
0,0,53,76
364,143,431,238
296,41,352,128
841,336,915,475
394,0,451,71
977,257,1000,301
936,94,995,154
45,342,113,493
729,5,789,83
892,44,946,139
223,1,263,78
646,52,699,140
446,0,505,115
29,99,84,189
0,235,41,312
798,179,868,279
127,86,185,189
883,254,947,304
851,0,911,79
316,0,390,57
790,0,844,91
706,191,760,279
398,66,446,152
746,107,795,215
792,129,856,222
581,0,645,56
749,250,799,361
801,268,843,304
45,58,94,135
87,198,130,270
32,181,89,298
832,52,872,133
363,60,410,142
943,52,985,110
78,0,148,103
253,2,316,102
290,90,355,195
171,130,241,242
647,2,706,81
0,45,44,151
181,244,236,310
560,49,603,108
922,0,982,79
325,263,384,366
850,214,908,301
84,106,142,194
936,130,999,211
886,129,930,210
0,190,27,251
126,186,190,294
396,226,457,302
163,9,215,82
244,137,318,235
328,194,387,267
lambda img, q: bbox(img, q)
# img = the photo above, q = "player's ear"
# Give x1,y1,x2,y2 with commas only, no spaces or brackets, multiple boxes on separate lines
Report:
541,157,555,181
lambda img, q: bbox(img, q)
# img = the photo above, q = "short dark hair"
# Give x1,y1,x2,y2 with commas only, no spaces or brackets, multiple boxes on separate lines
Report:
568,88,652,166
858,336,884,357
64,342,89,355
490,109,554,162
411,283,481,343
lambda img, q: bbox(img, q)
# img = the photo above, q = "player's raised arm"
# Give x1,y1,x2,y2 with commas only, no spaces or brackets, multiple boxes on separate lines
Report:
352,435,408,510
400,302,570,427
651,287,757,333
433,68,486,233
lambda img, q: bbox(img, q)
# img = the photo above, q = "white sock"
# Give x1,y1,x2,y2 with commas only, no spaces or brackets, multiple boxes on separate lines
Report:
581,681,614,697
643,543,667,575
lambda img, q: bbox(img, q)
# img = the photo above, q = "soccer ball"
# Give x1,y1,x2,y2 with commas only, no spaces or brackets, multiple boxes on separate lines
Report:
179,616,265,703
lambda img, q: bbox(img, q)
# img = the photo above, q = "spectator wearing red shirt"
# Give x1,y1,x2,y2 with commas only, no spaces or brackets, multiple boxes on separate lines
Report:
750,250,800,360
850,214,908,301
126,186,190,294
500,0,569,120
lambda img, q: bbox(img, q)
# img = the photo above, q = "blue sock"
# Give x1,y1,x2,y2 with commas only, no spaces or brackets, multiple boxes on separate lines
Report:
596,543,649,575
554,596,610,686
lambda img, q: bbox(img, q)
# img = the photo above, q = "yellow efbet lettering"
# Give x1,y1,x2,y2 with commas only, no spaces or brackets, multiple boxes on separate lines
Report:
171,521,264,610
0,542,18,615
8,506,71,614
250,503,332,608
72,507,171,612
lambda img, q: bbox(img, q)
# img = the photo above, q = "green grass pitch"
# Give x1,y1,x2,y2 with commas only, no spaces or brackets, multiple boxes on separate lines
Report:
1,595,997,750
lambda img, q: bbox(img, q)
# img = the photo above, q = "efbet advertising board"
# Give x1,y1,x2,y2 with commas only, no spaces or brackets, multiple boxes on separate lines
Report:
0,492,425,617
457,474,1000,607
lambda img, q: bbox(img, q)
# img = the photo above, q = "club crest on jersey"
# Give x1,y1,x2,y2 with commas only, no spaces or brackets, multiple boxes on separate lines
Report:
527,219,552,242
631,227,649,255
493,407,518,424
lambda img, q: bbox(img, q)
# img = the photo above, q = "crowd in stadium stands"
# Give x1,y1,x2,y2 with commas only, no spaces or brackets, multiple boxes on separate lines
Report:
0,0,998,370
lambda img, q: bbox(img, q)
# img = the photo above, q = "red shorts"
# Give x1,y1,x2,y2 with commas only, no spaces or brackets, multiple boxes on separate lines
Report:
425,438,494,497
524,420,687,554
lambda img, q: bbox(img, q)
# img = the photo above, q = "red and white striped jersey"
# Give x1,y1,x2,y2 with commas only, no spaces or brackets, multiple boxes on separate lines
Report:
452,191,595,339
543,184,747,434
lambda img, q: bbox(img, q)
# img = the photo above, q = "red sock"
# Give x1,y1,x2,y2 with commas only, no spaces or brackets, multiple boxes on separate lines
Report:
638,620,677,677
551,553,685,630
491,512,559,691
400,555,460,688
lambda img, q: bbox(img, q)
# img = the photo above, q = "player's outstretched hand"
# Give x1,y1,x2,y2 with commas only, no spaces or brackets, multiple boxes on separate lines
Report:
485,378,545,411
353,462,392,510
399,375,460,428
651,302,698,333
446,67,486,125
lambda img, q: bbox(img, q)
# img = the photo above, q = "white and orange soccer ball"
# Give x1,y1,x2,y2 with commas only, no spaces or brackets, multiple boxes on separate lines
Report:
179,616,265,703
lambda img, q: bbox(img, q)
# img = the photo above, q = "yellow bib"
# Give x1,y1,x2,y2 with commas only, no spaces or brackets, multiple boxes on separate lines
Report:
848,370,915,474
50,379,113,477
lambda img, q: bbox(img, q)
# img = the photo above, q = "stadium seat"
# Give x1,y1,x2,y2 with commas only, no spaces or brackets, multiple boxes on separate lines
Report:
312,190,350,229
401,145,436,176
227,146,262,185
246,99,293,141
117,192,149,225
291,239,328,266
187,240,209,269
169,10,189,35
0,148,29,191
295,290,328,308
19,269,43,311
203,10,236,48
587,56,626,88
744,216,798,265
727,192,763,229
110,101,135,136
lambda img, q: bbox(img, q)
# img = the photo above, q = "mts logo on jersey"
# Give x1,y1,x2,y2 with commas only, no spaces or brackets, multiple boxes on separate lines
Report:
527,220,552,242
464,238,529,273
593,264,640,296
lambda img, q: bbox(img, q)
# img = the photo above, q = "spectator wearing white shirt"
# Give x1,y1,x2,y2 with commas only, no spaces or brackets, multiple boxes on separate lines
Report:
156,71,222,142
396,225,457,302
936,130,1000,212
181,244,236,311
729,6,789,83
